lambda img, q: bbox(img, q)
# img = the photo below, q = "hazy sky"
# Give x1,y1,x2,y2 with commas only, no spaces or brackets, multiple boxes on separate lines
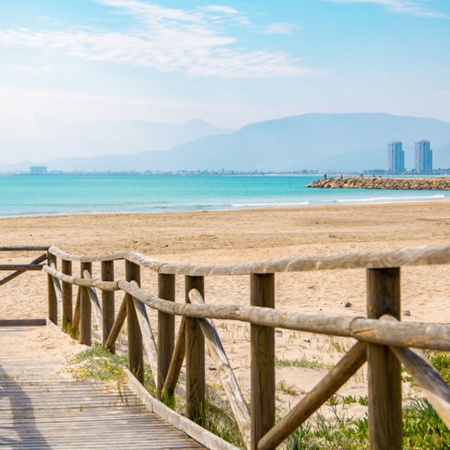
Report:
0,0,449,131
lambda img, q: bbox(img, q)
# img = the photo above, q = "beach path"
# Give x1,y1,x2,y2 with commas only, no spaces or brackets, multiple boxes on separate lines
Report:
0,326,205,449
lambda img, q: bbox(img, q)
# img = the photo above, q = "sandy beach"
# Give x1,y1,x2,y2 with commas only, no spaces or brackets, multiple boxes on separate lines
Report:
1,200,450,428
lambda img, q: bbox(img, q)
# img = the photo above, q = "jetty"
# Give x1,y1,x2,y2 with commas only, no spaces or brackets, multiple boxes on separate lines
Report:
307,176,450,190
2,244,450,449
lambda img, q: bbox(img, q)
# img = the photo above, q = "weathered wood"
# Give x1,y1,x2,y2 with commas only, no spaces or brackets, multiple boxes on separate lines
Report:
47,243,450,277
0,253,47,286
0,331,206,450
0,264,43,270
185,276,205,424
105,293,128,352
381,315,450,428
158,273,176,397
72,287,81,335
0,246,50,251
258,341,367,450
50,262,63,319
126,261,144,383
189,288,251,448
82,270,103,337
49,245,129,263
61,259,73,326
118,280,450,350
162,318,186,399
102,260,115,348
42,263,119,291
126,369,239,450
47,252,58,324
0,319,47,326
250,273,275,450
79,262,92,346
367,268,402,450
127,280,159,384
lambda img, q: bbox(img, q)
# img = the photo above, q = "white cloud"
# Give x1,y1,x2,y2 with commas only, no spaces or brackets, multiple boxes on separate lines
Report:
0,1,312,79
203,5,240,15
323,0,448,18
263,22,299,35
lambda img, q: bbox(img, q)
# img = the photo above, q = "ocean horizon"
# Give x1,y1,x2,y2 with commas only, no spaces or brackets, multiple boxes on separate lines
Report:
0,173,448,218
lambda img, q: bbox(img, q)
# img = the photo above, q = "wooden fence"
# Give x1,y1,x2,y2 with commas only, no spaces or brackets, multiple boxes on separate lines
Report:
2,243,450,449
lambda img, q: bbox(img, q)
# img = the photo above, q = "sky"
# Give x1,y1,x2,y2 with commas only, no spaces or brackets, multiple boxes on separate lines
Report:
0,0,449,139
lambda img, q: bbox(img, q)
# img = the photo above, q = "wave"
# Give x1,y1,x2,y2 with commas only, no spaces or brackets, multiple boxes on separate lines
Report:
231,202,310,208
335,194,446,204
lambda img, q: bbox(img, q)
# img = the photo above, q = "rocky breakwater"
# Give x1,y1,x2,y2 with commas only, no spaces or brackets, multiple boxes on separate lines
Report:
307,177,450,190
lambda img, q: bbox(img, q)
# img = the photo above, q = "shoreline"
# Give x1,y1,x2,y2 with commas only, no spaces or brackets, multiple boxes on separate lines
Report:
1,200,449,260
0,195,448,220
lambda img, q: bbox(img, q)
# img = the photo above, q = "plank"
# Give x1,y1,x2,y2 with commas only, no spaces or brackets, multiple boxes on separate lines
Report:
0,326,206,449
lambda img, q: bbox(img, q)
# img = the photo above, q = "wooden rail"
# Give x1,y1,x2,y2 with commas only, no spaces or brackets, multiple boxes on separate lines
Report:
3,244,450,449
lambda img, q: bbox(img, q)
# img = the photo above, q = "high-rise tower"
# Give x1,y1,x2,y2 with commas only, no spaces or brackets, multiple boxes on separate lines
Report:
415,140,432,174
387,141,405,174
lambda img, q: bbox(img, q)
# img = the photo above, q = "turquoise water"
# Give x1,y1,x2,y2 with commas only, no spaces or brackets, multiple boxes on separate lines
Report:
0,174,447,217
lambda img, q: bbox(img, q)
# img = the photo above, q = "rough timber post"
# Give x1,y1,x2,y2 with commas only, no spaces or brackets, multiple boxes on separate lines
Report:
250,273,275,450
61,259,73,328
79,262,92,345
367,268,402,450
47,251,58,324
157,273,175,398
126,260,144,383
101,261,115,349
185,275,205,424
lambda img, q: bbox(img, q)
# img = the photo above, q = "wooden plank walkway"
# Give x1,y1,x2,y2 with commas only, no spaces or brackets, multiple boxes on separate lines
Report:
0,327,205,449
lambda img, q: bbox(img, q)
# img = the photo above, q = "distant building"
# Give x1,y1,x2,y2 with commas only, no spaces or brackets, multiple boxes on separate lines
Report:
30,166,47,175
415,140,432,174
387,141,405,174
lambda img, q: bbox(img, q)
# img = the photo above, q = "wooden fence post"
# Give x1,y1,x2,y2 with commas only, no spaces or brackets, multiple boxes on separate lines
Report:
102,261,115,349
61,259,72,328
47,251,58,324
250,273,275,450
126,261,144,383
185,275,205,424
367,268,402,450
157,273,175,398
79,262,92,346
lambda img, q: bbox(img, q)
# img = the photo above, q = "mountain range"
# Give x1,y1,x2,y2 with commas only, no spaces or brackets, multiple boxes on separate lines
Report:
2,113,450,172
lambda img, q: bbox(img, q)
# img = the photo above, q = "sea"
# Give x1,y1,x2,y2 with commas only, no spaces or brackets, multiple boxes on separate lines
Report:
0,174,448,218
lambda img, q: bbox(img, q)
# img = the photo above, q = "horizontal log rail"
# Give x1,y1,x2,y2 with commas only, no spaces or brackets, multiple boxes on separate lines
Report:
4,243,450,449
48,243,450,275
0,246,51,252
0,264,44,271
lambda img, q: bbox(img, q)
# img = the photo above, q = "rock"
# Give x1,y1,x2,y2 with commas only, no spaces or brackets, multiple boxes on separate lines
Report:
341,301,352,307
307,177,450,191
403,310,411,316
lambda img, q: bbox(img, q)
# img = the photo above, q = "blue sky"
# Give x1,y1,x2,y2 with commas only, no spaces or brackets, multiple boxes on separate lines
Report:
0,0,449,135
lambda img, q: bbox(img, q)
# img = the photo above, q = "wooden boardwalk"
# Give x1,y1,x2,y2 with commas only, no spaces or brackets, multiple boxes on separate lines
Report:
0,327,205,449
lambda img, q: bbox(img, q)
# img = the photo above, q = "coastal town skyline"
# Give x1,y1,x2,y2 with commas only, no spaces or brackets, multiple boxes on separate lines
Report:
0,0,449,165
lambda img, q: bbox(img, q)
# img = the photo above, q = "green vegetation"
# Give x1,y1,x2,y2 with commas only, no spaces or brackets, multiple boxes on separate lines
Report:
276,357,331,370
286,351,450,449
66,345,450,449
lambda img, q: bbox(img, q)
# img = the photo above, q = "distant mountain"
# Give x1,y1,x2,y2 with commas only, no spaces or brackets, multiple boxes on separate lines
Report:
2,113,450,172
159,113,450,172
0,117,234,170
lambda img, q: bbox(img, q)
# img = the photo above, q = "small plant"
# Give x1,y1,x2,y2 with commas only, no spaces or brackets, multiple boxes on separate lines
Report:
277,380,298,396
62,319,79,340
358,395,368,406
66,343,127,382
276,357,330,370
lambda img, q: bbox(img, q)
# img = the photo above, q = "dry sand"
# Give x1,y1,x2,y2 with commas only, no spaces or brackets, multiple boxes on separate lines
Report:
1,200,450,425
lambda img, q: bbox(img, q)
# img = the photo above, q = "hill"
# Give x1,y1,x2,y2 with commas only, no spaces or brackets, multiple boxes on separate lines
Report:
2,113,450,172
